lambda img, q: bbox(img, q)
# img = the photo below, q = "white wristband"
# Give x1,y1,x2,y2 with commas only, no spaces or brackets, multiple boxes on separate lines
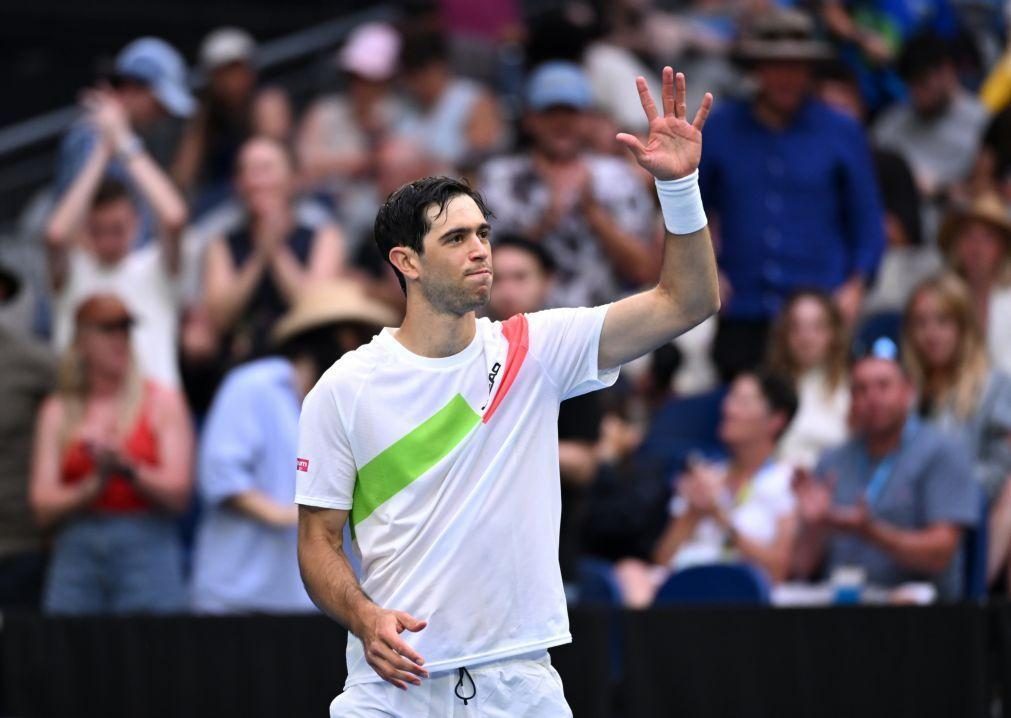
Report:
655,169,708,235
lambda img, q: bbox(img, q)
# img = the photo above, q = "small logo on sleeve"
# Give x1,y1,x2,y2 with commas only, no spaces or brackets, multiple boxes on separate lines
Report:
296,458,310,472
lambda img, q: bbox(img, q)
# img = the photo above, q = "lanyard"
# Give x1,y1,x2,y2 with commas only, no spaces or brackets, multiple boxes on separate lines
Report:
862,417,920,507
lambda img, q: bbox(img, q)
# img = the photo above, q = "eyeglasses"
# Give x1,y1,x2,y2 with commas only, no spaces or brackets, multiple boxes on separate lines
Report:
86,318,134,335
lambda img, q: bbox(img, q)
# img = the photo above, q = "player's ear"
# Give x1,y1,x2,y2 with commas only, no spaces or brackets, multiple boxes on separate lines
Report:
389,246,421,282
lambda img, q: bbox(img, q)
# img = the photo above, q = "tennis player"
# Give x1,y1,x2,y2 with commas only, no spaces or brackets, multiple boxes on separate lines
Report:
296,68,719,716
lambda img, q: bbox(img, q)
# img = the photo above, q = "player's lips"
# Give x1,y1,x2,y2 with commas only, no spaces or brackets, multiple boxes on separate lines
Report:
465,268,492,277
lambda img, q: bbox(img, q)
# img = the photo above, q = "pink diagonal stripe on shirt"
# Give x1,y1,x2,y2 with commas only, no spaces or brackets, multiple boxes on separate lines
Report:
482,314,529,423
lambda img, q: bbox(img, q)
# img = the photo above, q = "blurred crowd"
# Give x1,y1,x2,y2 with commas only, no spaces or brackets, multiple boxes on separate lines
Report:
2,0,1011,615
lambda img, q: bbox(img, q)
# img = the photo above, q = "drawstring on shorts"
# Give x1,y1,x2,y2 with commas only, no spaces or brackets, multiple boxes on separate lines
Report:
455,666,477,705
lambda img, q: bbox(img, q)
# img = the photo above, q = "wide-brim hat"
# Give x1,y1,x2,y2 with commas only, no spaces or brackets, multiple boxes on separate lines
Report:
272,281,400,347
733,9,835,65
938,192,1011,258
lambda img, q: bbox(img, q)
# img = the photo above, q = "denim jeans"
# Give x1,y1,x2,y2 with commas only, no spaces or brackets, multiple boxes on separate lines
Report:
43,514,186,615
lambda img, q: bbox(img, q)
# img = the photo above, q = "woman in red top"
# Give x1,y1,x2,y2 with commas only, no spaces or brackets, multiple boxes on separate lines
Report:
30,293,194,613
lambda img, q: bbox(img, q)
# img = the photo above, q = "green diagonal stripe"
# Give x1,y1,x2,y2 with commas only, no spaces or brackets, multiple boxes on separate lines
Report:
351,394,480,527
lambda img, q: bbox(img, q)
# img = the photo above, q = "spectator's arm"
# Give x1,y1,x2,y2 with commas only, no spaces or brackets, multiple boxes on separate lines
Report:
465,91,505,156
170,109,207,195
862,521,962,575
267,224,344,305
203,236,268,332
558,440,598,487
226,490,298,527
119,145,188,275
28,397,102,529
131,386,194,513
791,518,832,579
652,511,702,566
43,139,112,291
583,195,659,285
723,513,798,583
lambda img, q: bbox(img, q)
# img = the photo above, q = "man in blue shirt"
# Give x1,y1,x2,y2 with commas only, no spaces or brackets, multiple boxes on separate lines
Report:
793,338,979,600
700,9,885,379
189,281,397,613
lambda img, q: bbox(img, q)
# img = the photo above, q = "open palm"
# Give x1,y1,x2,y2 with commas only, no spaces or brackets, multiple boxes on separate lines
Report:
617,67,713,181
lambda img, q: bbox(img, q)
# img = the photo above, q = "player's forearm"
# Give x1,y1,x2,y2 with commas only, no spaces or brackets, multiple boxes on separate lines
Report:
656,223,720,328
298,528,379,637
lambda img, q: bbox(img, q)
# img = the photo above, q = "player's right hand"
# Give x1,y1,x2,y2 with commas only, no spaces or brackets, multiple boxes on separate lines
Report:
361,608,429,690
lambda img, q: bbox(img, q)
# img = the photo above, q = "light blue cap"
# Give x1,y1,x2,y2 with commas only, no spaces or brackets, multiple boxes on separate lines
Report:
115,37,195,118
525,61,593,111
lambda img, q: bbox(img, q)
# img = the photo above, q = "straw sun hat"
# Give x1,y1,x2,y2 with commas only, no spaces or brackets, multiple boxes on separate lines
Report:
733,9,835,65
937,193,1011,259
272,281,400,347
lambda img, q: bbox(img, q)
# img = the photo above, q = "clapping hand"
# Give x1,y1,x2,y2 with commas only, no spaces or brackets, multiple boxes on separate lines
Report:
82,87,132,149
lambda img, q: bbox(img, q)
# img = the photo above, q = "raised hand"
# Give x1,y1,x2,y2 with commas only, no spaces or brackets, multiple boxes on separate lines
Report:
616,67,713,181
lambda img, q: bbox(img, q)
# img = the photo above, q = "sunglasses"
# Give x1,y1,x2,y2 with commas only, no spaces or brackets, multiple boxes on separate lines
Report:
87,318,134,335
851,335,900,363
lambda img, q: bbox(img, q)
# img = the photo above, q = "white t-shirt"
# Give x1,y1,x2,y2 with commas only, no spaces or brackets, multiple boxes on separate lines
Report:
295,306,618,687
667,460,796,571
53,246,181,388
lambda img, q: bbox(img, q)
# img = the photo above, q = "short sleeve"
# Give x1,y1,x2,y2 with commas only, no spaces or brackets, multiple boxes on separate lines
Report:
198,373,261,505
294,381,357,509
923,436,979,527
525,305,620,400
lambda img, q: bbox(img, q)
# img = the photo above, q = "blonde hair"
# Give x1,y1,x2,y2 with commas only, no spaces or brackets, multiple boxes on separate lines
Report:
902,273,990,420
55,331,145,451
765,290,849,392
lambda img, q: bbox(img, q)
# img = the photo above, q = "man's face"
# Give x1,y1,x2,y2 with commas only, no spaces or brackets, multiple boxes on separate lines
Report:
87,198,137,265
488,246,550,319
908,65,955,118
118,82,164,127
526,106,588,162
413,195,493,315
849,358,913,437
755,61,813,118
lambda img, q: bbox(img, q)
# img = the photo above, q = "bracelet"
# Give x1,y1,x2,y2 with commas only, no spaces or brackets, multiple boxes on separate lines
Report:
115,132,144,160
655,170,708,235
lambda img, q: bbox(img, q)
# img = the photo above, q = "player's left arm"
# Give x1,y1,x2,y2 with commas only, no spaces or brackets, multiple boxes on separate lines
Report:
598,68,720,371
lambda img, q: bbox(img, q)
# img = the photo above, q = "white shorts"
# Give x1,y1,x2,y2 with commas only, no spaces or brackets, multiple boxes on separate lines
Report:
329,651,572,717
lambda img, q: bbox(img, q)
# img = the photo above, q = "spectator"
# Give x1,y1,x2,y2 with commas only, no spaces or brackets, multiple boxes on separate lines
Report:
480,61,657,308
171,28,259,211
297,22,405,191
55,38,194,245
766,290,851,469
485,235,604,580
30,294,193,614
937,193,1011,373
873,32,988,204
614,371,799,607
903,274,1011,497
793,338,979,600
0,267,56,609
44,94,188,389
190,281,398,613
700,9,885,379
202,136,345,365
396,30,506,168
818,62,941,316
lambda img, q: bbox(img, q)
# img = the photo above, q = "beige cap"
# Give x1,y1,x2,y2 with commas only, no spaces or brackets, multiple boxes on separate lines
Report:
200,27,256,72
272,281,400,346
338,22,400,81
938,192,1011,258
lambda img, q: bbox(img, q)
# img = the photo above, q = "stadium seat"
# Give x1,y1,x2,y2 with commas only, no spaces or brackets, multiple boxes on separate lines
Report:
575,558,623,605
653,563,771,606
635,387,727,479
963,492,989,600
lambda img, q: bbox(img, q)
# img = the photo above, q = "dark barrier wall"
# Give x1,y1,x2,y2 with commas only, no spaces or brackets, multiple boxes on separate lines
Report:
1,605,1005,718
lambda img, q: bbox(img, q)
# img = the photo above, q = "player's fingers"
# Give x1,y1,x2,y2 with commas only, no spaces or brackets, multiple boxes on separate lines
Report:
386,633,427,670
372,653,422,687
635,76,659,123
368,656,411,689
675,72,687,120
615,133,646,161
661,66,675,117
394,610,428,633
692,92,714,131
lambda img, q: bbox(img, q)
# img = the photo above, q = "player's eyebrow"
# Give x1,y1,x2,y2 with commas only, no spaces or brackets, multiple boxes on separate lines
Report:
439,223,491,242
